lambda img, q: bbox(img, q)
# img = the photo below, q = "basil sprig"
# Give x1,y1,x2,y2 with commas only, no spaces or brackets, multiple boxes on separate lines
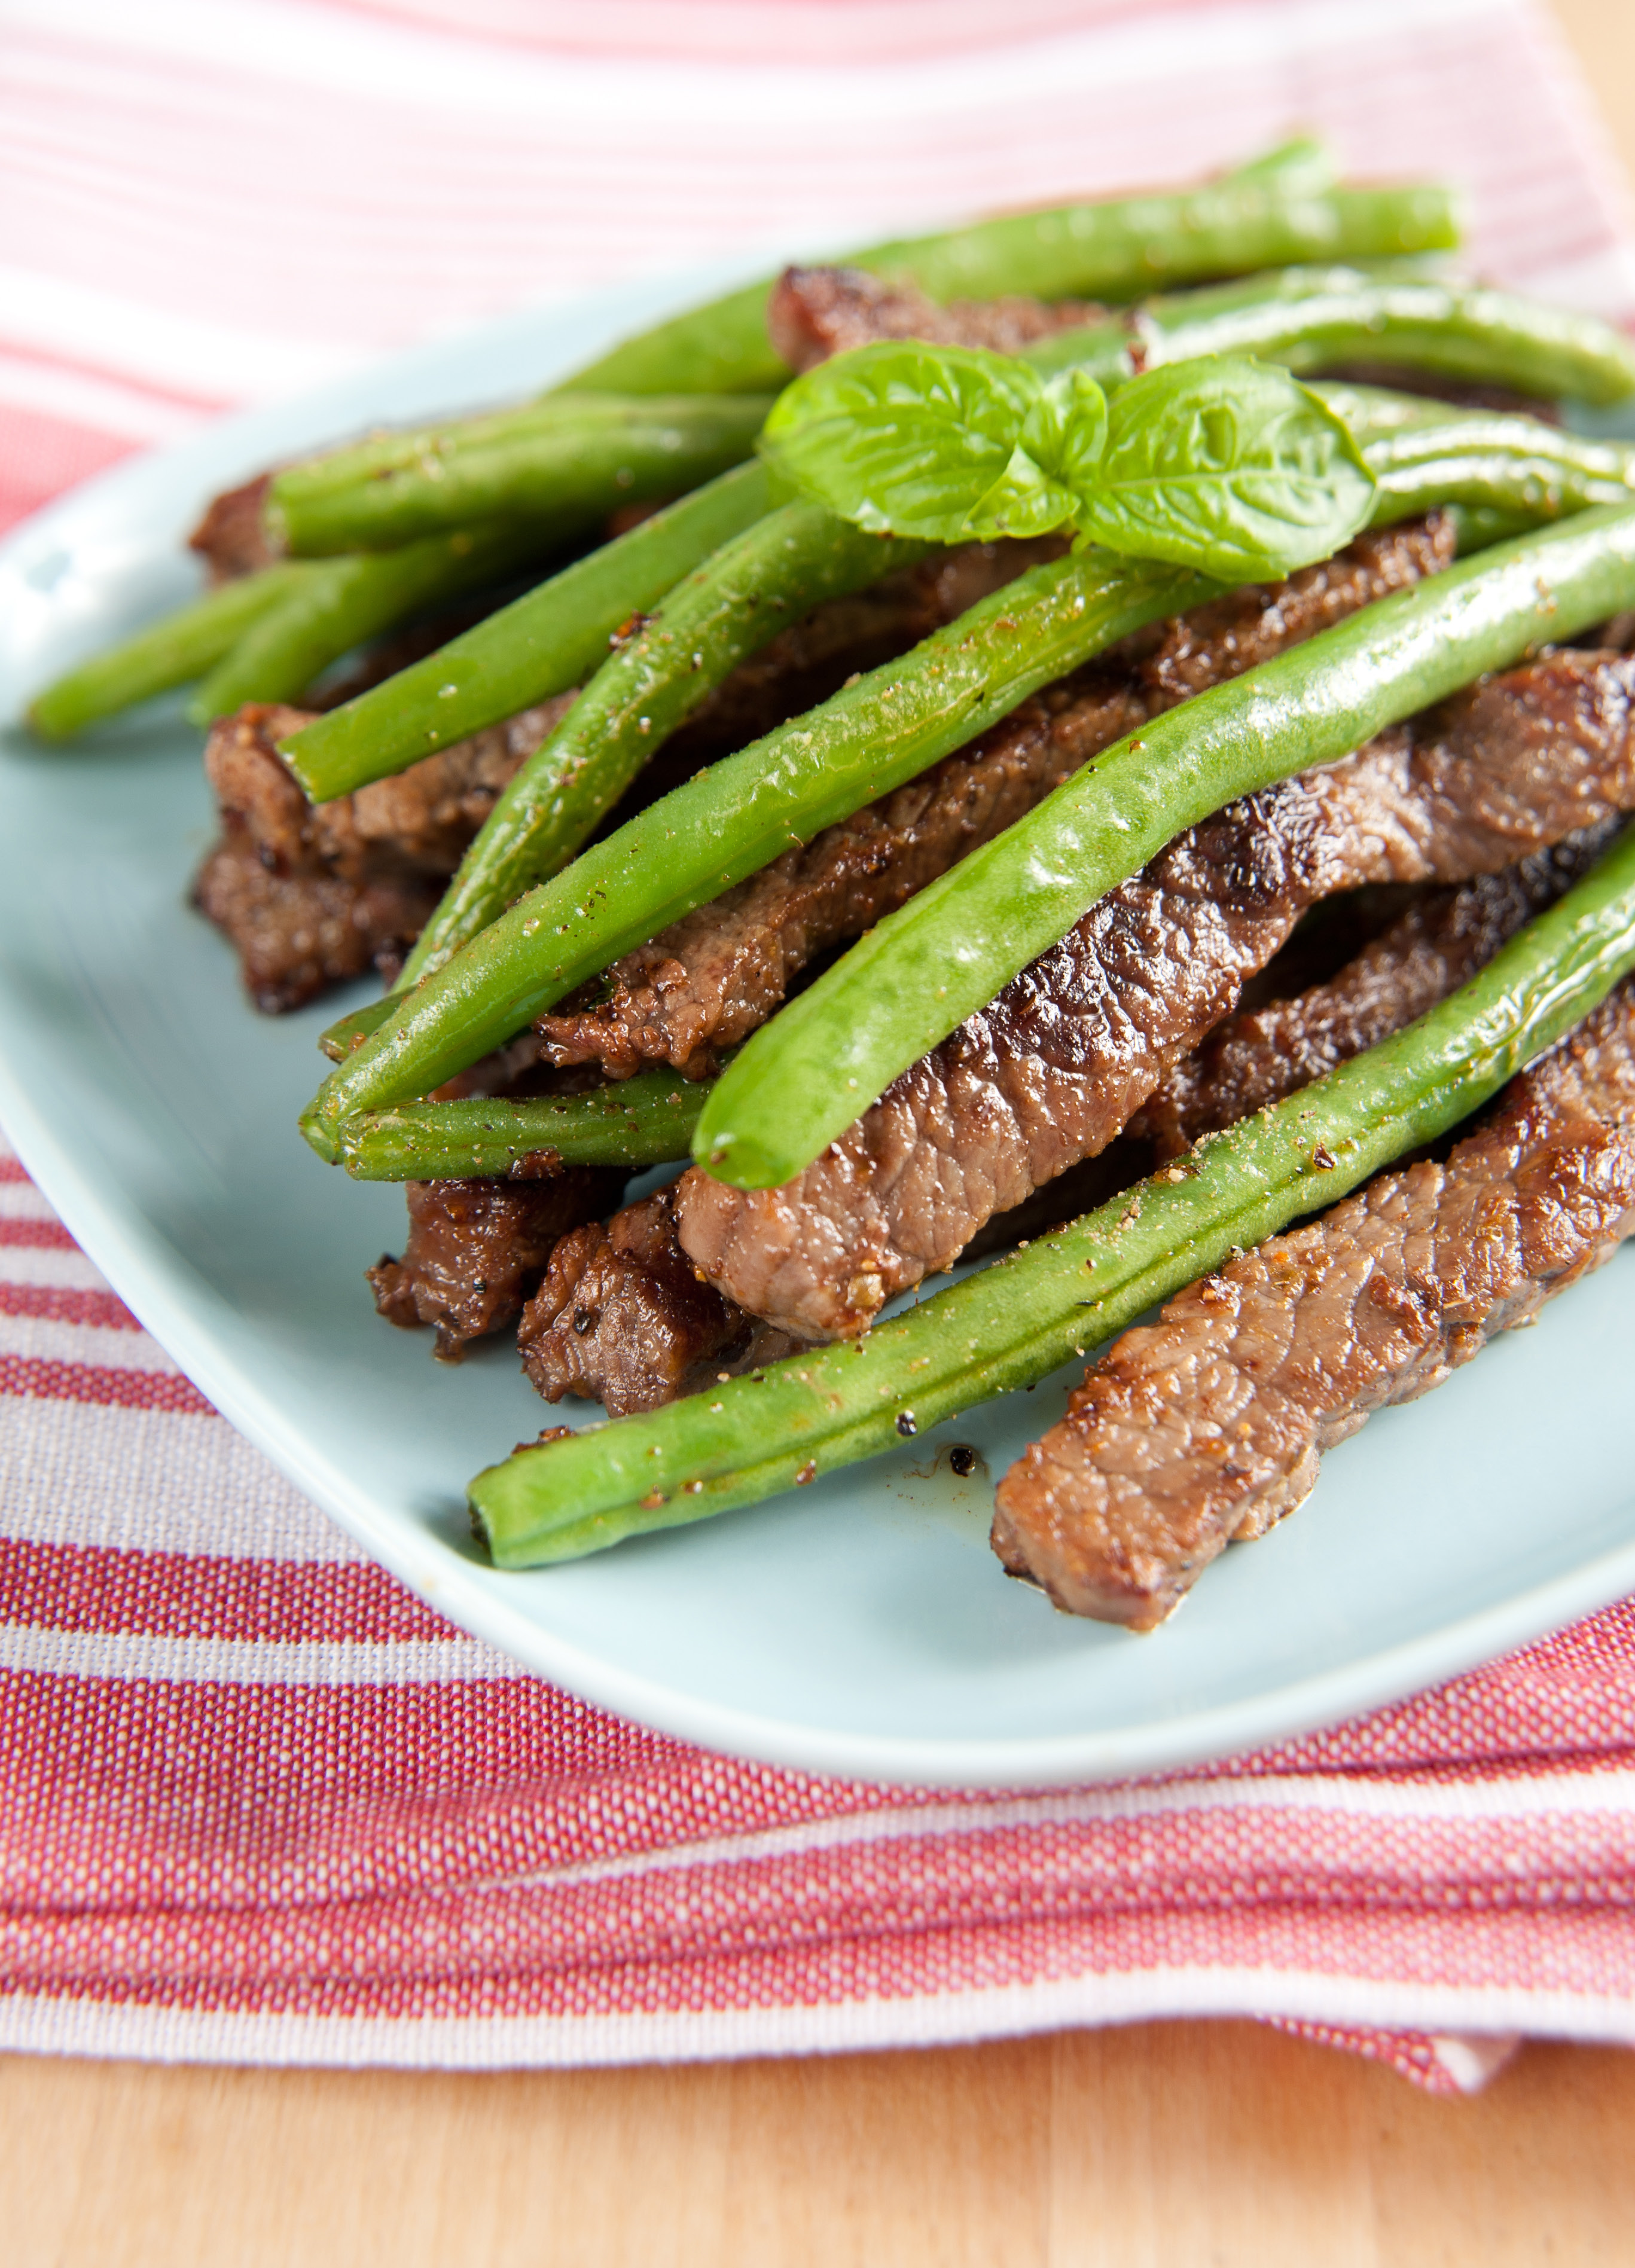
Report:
758,343,1376,580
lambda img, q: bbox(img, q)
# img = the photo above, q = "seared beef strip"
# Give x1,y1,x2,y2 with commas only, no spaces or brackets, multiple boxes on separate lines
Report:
190,473,278,582
540,518,1455,1079
370,1169,623,1361
517,1185,807,1417
767,267,1102,375
196,697,573,1011
1131,829,1619,1158
992,975,1635,1628
679,649,1635,1341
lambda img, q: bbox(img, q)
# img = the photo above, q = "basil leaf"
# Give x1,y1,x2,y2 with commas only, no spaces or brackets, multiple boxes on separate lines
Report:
1071,356,1375,580
759,341,1078,541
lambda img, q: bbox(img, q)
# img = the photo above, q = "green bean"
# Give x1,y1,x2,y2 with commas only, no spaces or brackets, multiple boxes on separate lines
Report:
270,395,774,557
692,505,1635,1189
310,399,1635,1083
1027,262,1635,404
279,463,774,802
469,816,1635,1567
26,562,319,741
300,550,1222,1150
335,1074,708,1179
396,503,929,994
189,522,554,724
560,181,1456,400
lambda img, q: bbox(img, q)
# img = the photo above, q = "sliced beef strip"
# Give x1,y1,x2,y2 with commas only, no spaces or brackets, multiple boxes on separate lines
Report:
767,266,1102,375
991,975,1635,1628
368,1168,623,1362
540,518,1456,1080
1131,828,1619,1159
678,649,1635,1342
189,473,279,582
196,696,572,1011
193,844,443,1016
518,1186,806,1418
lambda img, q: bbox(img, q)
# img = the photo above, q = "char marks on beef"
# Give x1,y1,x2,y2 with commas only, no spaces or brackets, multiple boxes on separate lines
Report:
1131,829,1619,1158
370,1170,621,1361
196,697,571,1010
540,518,1455,1080
678,649,1635,1341
767,267,1101,375
518,1188,806,1417
992,977,1635,1628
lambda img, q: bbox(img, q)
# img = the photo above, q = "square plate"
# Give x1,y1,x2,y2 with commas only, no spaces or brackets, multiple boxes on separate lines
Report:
5,268,1635,1787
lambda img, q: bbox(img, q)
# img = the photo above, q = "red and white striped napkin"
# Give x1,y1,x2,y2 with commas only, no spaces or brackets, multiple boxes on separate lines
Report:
5,0,1635,2092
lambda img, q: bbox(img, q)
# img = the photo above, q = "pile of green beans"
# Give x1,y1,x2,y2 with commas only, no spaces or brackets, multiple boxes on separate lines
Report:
27,561,321,741
302,419,1635,1140
560,166,1456,399
269,393,776,557
1026,262,1635,402
282,462,773,801
301,547,1221,1140
335,1075,710,1180
691,504,1635,1188
389,505,931,993
292,272,1635,811
469,815,1635,1567
191,520,558,723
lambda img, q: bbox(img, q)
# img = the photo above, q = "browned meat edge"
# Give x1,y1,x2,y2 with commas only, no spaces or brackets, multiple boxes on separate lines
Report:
678,649,1635,1341
991,975,1635,1628
539,519,1454,1080
767,267,1103,375
517,1186,807,1417
370,1170,624,1360
1130,829,1619,1158
190,474,279,582
194,697,572,1011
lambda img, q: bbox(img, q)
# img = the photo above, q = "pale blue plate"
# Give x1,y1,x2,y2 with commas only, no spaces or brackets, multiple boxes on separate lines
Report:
4,270,1634,1787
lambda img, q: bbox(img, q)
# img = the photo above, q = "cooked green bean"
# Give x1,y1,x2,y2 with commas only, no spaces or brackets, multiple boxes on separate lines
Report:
300,550,1222,1149
27,562,319,741
308,405,1635,1097
335,1074,708,1179
1330,393,1635,524
469,816,1635,1567
560,182,1457,400
280,463,773,801
189,521,553,724
270,394,774,556
394,503,931,993
692,505,1635,1189
1025,263,1635,404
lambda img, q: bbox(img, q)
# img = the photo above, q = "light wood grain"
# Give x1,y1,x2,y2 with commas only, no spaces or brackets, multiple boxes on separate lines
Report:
9,6,1635,2263
5,2023,1635,2267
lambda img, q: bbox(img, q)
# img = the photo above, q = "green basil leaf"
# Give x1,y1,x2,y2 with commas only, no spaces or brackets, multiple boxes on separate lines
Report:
759,341,1077,541
1071,356,1376,581
1027,367,1109,491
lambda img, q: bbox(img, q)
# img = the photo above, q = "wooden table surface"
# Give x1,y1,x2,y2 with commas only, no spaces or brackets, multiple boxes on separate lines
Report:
9,4,1635,2261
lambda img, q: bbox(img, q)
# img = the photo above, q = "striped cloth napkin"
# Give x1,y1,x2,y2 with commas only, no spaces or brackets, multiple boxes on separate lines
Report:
5,0,1635,2092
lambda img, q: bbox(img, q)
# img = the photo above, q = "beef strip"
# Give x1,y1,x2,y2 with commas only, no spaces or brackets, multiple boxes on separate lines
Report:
991,975,1635,1628
679,649,1635,1341
189,473,279,581
194,696,573,1010
369,1168,623,1360
517,1186,807,1417
540,518,1456,1079
1131,828,1620,1158
767,267,1102,375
